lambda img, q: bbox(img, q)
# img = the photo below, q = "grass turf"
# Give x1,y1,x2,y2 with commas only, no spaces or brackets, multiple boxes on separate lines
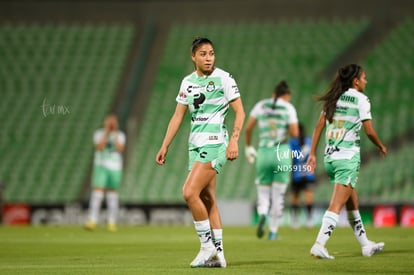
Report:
0,225,413,274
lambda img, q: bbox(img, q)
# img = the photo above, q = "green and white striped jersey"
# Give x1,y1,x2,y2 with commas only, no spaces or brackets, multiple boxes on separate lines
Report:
93,130,126,170
176,67,240,149
249,98,298,147
324,88,372,160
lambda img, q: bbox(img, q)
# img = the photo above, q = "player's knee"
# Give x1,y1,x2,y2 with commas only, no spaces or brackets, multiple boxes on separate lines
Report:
182,187,198,204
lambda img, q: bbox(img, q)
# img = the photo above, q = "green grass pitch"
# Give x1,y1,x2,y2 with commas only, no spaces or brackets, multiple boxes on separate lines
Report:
0,225,413,274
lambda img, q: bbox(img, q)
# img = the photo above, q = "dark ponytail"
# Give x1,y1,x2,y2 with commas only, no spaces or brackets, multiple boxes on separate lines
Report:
317,64,362,123
272,80,290,109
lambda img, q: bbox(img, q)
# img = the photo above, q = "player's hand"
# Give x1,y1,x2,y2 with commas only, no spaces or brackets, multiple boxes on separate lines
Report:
156,147,168,165
245,146,257,164
226,141,239,161
104,127,111,135
113,118,119,131
379,145,387,158
306,154,317,173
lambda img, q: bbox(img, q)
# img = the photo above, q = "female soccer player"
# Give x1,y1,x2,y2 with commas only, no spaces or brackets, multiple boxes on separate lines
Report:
245,80,299,240
156,37,245,268
85,114,126,232
307,64,387,259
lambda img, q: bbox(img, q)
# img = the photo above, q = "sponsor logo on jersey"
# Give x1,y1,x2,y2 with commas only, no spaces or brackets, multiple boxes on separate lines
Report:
179,92,186,99
192,116,209,122
192,93,206,109
340,94,356,103
199,151,208,159
336,106,348,114
187,85,203,93
209,135,218,140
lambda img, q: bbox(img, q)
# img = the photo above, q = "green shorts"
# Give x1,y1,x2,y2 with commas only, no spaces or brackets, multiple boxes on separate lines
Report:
188,144,227,174
92,165,122,189
256,144,292,185
324,155,360,188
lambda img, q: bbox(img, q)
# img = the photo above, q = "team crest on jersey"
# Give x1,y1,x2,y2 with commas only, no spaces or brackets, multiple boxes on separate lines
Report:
206,81,215,92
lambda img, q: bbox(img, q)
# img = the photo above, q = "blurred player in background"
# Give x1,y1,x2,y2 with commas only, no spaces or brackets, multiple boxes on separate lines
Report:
289,123,316,228
85,114,126,232
155,37,245,268
307,64,387,259
245,80,299,240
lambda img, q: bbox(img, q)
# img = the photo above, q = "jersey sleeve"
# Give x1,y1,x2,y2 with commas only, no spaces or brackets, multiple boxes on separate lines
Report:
176,79,189,105
117,131,126,145
359,95,372,121
287,104,299,124
249,102,262,118
93,130,103,145
224,73,240,102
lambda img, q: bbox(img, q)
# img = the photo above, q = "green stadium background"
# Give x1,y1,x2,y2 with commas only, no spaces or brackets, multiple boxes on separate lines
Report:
0,0,413,226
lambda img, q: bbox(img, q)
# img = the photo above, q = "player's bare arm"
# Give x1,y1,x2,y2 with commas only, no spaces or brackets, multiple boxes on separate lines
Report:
362,120,387,157
307,114,326,172
245,117,257,147
156,103,187,165
288,122,300,139
226,97,245,161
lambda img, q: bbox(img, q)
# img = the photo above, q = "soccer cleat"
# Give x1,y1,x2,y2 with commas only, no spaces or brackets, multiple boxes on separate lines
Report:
310,243,334,259
268,232,278,240
107,223,118,232
362,241,384,257
190,246,217,268
204,252,227,268
256,214,267,238
84,221,96,231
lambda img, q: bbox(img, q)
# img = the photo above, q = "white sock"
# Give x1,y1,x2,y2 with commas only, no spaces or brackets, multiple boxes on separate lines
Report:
194,219,214,248
315,211,339,246
269,182,287,233
256,185,271,216
212,228,224,254
347,210,369,246
88,190,104,223
106,192,119,225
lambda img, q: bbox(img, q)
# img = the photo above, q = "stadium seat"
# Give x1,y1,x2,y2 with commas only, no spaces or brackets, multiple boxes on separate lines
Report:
0,23,134,203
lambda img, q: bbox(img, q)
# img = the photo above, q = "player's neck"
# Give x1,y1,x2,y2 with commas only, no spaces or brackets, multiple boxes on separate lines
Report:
195,68,214,77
